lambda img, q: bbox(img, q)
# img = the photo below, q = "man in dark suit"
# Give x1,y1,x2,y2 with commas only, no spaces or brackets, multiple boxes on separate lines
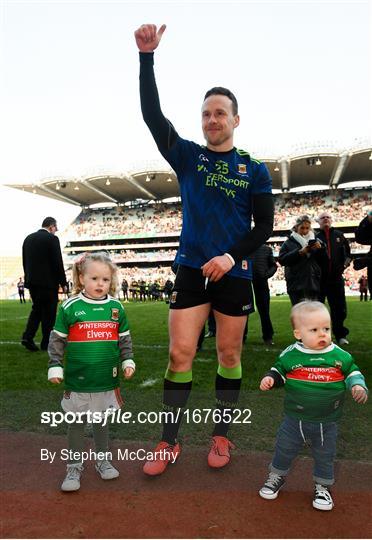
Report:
316,212,351,345
21,217,67,351
243,244,277,345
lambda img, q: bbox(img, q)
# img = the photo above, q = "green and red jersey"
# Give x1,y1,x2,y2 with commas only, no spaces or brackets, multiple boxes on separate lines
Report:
53,293,130,392
267,342,368,422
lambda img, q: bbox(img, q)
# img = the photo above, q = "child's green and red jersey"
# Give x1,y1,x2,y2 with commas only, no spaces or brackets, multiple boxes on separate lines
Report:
266,342,368,422
53,293,129,392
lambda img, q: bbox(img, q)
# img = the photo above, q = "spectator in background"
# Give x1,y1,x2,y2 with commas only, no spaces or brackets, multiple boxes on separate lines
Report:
316,212,351,346
121,278,129,302
279,215,326,306
17,277,26,304
354,210,372,301
358,275,368,301
251,244,277,345
163,278,174,303
21,217,67,352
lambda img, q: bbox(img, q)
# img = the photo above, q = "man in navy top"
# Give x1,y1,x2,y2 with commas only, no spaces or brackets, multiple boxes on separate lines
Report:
135,23,274,475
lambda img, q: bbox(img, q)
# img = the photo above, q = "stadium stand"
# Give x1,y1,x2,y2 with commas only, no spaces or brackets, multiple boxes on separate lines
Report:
4,147,371,299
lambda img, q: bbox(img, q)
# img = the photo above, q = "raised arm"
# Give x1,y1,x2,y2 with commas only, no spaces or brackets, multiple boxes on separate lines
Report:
134,24,178,153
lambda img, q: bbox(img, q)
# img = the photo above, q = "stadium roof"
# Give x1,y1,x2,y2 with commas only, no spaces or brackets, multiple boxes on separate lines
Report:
6,147,372,207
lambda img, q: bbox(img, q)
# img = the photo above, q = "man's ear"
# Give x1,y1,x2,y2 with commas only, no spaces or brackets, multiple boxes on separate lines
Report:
234,114,240,128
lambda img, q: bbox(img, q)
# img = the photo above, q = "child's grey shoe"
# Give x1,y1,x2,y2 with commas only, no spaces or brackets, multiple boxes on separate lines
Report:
61,463,84,492
312,484,334,511
95,459,119,480
259,472,285,500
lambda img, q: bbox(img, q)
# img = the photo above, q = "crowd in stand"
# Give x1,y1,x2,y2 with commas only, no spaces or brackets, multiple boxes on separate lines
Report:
112,249,177,262
11,189,371,301
66,189,370,241
70,203,182,240
273,189,370,229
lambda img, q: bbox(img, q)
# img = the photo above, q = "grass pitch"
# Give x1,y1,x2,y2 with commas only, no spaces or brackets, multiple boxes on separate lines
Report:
0,297,371,459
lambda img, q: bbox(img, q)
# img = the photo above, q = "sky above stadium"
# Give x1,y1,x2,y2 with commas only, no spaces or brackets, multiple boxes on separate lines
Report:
0,0,371,256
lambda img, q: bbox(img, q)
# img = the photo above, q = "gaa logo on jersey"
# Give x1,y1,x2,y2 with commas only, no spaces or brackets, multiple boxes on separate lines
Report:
170,291,178,303
111,308,119,321
238,164,247,174
113,367,118,377
241,259,248,270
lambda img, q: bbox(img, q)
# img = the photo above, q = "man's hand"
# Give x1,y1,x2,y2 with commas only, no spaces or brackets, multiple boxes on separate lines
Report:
134,24,166,53
201,255,234,282
49,377,62,384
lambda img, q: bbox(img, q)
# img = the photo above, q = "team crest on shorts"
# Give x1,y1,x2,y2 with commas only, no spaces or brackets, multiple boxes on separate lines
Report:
111,308,119,321
170,291,178,303
241,259,248,270
63,391,71,399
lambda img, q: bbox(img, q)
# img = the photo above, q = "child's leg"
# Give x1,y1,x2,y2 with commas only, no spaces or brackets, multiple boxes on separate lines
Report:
93,419,119,479
309,422,337,486
270,415,305,476
61,415,86,491
92,419,109,454
67,414,87,463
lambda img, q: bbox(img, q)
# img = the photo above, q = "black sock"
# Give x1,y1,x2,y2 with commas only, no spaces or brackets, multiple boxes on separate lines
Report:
212,372,241,437
161,375,192,445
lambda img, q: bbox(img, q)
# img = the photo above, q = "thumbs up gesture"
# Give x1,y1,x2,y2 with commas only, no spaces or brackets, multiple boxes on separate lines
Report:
134,24,167,52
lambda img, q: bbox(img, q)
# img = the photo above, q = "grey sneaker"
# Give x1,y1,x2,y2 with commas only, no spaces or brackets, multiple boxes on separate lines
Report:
61,463,84,492
95,460,119,480
313,484,334,511
259,472,285,500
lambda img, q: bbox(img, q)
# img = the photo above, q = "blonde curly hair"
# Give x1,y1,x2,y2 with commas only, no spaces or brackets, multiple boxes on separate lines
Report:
72,251,119,296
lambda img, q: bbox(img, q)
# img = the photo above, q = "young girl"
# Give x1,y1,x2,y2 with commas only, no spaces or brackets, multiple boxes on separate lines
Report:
48,252,135,492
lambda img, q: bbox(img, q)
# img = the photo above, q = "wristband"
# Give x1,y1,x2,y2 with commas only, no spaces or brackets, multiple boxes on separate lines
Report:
48,366,63,380
122,359,136,372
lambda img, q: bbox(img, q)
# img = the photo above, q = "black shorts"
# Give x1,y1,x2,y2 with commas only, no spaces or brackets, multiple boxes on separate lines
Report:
169,265,255,317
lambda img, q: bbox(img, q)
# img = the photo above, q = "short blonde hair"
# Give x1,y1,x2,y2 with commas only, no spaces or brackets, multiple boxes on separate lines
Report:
290,300,330,329
72,252,119,296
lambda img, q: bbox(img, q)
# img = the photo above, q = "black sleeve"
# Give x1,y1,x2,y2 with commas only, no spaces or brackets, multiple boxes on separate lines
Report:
355,217,372,245
51,236,67,287
264,368,285,388
342,233,351,260
228,193,274,263
265,249,277,279
278,240,302,266
139,52,178,153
